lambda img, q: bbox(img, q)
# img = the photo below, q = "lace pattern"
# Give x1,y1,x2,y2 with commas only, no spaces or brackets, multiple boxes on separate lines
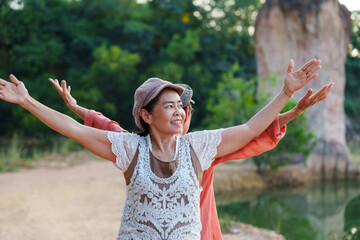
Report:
117,135,202,240
107,132,141,171
184,129,223,171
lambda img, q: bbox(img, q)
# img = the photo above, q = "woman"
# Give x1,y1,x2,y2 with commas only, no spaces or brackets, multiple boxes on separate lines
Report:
0,59,333,239
49,76,333,240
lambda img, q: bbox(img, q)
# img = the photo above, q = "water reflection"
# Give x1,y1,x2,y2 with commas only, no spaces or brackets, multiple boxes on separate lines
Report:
216,180,360,240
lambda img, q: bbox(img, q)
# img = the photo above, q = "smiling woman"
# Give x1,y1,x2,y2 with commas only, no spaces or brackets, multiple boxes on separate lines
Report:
133,78,185,139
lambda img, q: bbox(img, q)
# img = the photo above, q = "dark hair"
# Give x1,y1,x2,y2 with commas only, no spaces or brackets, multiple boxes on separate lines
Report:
137,88,172,136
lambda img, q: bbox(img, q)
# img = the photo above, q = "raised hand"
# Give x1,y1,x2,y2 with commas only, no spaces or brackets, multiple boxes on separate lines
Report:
49,78,88,120
284,59,321,96
0,74,29,105
295,82,334,112
278,82,334,127
49,78,77,107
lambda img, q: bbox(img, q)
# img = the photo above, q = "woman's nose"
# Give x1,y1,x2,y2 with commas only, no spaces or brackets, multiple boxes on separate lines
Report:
174,106,183,116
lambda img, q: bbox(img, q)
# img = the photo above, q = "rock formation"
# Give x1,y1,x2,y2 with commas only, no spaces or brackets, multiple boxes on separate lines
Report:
254,0,359,179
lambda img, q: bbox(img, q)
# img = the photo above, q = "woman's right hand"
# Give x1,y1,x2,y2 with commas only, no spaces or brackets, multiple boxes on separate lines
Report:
49,78,77,107
49,78,89,120
0,74,29,105
295,82,334,112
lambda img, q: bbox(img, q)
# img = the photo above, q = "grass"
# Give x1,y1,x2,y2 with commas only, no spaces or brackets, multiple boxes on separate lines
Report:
0,134,27,172
219,214,234,232
0,134,84,172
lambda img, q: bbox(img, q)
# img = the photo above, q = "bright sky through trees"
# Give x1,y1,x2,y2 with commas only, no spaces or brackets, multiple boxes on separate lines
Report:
339,0,360,11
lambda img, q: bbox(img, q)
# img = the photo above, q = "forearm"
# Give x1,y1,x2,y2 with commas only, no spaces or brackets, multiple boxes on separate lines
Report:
20,96,83,139
213,116,286,165
19,95,115,161
217,87,291,157
67,103,88,120
246,86,291,137
279,107,301,127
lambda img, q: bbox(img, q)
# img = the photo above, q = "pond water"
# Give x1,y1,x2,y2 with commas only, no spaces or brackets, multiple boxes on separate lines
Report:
216,180,360,240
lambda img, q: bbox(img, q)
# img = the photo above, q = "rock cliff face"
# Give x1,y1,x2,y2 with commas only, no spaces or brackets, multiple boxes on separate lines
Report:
254,0,359,179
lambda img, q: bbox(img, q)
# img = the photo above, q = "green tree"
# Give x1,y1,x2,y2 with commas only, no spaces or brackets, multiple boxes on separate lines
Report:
345,11,360,133
0,0,264,135
344,193,360,240
202,63,267,129
81,44,141,130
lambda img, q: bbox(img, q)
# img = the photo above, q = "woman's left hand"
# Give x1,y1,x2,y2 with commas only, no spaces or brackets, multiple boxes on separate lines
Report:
0,74,29,105
295,82,334,112
284,59,321,95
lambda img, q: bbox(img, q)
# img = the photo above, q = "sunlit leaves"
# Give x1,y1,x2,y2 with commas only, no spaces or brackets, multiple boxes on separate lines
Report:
163,30,201,64
203,62,268,129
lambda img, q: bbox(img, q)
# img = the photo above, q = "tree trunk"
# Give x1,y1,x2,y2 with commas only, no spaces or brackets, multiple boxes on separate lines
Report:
254,0,359,179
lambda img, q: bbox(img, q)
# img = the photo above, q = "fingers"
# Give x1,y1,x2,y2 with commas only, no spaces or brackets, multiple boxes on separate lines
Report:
306,65,321,77
61,80,72,95
0,75,23,89
322,82,334,97
309,82,334,103
49,78,57,87
49,78,62,92
303,88,313,99
10,74,21,85
305,73,318,83
61,80,67,92
0,78,8,86
301,59,318,72
297,88,313,106
49,78,70,94
297,83,334,111
287,59,294,73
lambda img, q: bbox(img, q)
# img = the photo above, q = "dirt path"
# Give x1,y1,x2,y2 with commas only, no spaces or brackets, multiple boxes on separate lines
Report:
0,154,126,240
0,152,283,240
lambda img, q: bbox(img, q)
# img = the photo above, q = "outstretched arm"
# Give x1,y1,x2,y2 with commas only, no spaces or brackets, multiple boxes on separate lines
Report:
0,75,116,162
213,84,333,164
215,59,333,158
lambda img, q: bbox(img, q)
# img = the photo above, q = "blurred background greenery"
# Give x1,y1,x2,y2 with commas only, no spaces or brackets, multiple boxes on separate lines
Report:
0,0,359,172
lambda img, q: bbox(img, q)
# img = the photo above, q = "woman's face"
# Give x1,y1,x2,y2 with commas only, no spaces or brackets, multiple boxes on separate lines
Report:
147,89,185,136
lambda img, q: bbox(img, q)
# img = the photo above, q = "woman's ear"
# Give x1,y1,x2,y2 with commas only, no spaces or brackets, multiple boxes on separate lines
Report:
140,109,152,125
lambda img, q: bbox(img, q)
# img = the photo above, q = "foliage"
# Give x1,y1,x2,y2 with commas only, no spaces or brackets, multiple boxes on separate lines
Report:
345,11,360,133
80,44,141,129
0,0,262,135
203,63,317,171
203,63,271,129
344,193,360,240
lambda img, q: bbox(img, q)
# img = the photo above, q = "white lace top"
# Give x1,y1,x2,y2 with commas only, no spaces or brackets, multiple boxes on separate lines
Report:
107,129,223,240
